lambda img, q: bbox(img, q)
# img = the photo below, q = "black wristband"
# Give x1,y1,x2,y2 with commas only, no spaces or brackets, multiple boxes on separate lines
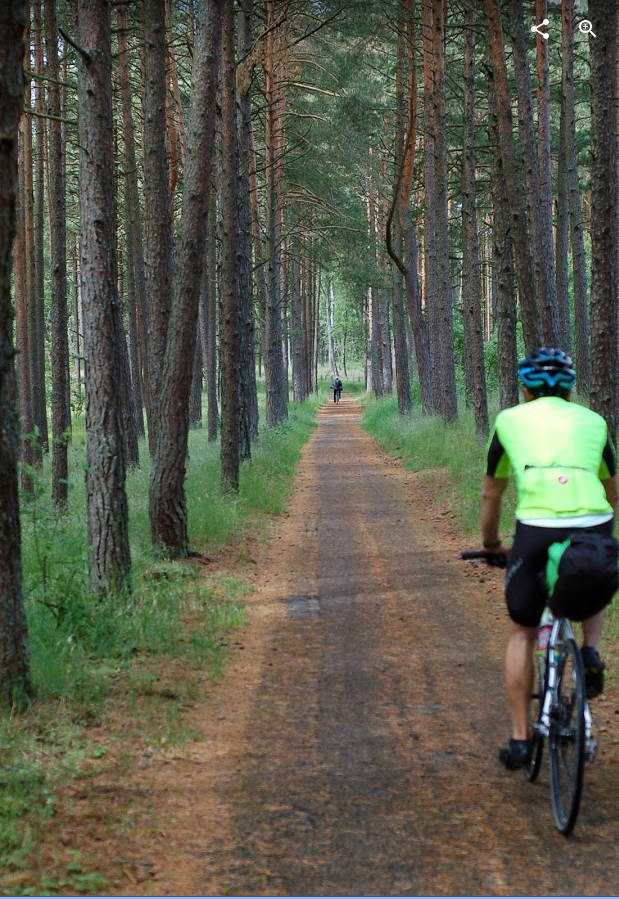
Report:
483,538,502,550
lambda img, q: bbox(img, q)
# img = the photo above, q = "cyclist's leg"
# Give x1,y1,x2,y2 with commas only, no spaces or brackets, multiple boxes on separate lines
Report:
503,523,556,748
579,519,613,696
505,623,538,741
582,610,604,650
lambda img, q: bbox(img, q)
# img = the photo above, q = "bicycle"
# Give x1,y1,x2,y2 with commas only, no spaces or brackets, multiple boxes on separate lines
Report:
461,548,596,837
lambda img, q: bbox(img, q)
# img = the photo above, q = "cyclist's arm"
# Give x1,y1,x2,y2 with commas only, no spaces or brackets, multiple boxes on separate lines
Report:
481,429,510,548
481,476,508,547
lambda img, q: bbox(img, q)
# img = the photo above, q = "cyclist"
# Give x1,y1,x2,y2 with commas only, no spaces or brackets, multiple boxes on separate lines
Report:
332,376,343,403
480,348,618,770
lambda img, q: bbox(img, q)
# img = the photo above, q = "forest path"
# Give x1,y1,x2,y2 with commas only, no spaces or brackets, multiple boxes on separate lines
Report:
124,398,619,897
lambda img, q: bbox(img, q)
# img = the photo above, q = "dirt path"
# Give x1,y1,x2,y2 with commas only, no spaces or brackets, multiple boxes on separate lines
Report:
91,400,619,895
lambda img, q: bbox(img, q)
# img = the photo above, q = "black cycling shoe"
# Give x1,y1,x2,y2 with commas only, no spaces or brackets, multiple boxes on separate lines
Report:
498,739,532,771
581,646,605,699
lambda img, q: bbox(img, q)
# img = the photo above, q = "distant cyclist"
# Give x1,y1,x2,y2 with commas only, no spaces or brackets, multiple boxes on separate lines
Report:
332,376,343,404
480,348,617,771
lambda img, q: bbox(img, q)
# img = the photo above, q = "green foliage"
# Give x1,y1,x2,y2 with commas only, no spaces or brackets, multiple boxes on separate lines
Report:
0,394,321,890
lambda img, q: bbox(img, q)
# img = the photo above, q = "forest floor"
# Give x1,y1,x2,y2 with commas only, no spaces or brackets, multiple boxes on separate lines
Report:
17,397,619,896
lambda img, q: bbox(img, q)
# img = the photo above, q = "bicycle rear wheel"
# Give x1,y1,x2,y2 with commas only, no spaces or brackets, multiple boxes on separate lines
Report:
527,651,546,782
549,636,586,836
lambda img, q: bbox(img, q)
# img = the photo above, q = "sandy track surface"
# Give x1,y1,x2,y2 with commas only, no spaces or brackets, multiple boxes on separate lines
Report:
40,398,619,896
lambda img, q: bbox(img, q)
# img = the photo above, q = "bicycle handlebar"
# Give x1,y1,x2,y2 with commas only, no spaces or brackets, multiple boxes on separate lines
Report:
460,549,509,568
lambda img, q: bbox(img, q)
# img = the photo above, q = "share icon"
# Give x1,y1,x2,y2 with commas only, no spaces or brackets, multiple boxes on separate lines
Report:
531,18,550,40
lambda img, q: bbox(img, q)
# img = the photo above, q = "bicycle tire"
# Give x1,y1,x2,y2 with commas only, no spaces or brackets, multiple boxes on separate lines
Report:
549,636,586,836
527,650,546,783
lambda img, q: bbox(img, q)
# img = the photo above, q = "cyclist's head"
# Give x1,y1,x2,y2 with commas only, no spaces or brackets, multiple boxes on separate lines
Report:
517,347,576,400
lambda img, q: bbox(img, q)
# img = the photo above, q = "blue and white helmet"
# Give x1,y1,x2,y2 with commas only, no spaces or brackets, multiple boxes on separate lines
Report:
518,347,576,394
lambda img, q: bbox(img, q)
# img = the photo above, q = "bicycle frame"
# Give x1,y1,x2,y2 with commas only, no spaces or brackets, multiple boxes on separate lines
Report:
534,612,595,758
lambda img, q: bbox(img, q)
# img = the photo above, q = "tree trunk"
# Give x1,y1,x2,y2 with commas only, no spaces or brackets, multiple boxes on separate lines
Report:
237,0,259,446
562,0,590,390
589,0,618,434
432,0,457,421
117,4,147,437
326,281,338,377
202,195,219,442
45,0,71,509
32,0,48,454
422,0,440,409
143,0,173,456
389,3,412,416
367,177,384,398
189,338,202,428
123,217,145,439
264,0,288,426
220,0,241,491
290,239,307,403
387,0,431,412
461,3,488,436
78,0,131,593
510,0,556,345
0,0,32,705
484,0,541,351
21,74,43,475
16,121,36,494
488,63,519,409
555,106,571,351
149,0,223,555
534,0,559,346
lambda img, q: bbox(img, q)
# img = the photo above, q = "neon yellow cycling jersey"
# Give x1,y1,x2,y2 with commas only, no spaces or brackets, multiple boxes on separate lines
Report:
486,396,615,521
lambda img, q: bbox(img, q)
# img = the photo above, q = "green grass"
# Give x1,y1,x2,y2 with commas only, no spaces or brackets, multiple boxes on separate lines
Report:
362,394,516,535
0,391,322,891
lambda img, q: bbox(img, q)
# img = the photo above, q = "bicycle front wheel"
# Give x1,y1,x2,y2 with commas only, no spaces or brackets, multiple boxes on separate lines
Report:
549,637,586,836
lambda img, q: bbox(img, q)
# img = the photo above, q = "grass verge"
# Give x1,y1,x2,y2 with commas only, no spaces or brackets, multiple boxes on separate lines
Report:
1,394,321,895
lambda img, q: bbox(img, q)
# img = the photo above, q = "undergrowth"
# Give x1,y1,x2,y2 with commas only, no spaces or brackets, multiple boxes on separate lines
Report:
0,392,321,893
362,394,516,535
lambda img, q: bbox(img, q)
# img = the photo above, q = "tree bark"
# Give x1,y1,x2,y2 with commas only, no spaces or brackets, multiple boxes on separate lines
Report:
46,0,71,509
189,338,202,428
555,105,571,351
237,0,259,446
290,238,307,403
149,0,223,555
32,0,48,453
143,0,173,455
0,0,32,705
387,0,431,412
461,3,488,436
589,0,618,433
432,0,457,421
202,195,219,442
117,4,147,437
264,0,288,426
488,61,519,409
220,0,241,491
78,0,131,593
484,0,541,351
510,0,558,346
389,3,412,416
562,0,590,390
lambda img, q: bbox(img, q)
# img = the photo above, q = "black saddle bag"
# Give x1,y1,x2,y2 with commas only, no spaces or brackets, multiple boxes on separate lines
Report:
548,529,619,621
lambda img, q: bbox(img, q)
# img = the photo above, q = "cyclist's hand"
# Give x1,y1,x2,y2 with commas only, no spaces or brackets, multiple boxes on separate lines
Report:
485,545,509,567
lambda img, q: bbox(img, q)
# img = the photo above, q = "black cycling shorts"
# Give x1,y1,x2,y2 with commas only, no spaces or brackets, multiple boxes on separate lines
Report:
505,519,614,628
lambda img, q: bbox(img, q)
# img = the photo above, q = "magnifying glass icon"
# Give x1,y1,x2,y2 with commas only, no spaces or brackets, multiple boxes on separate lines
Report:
579,19,596,37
